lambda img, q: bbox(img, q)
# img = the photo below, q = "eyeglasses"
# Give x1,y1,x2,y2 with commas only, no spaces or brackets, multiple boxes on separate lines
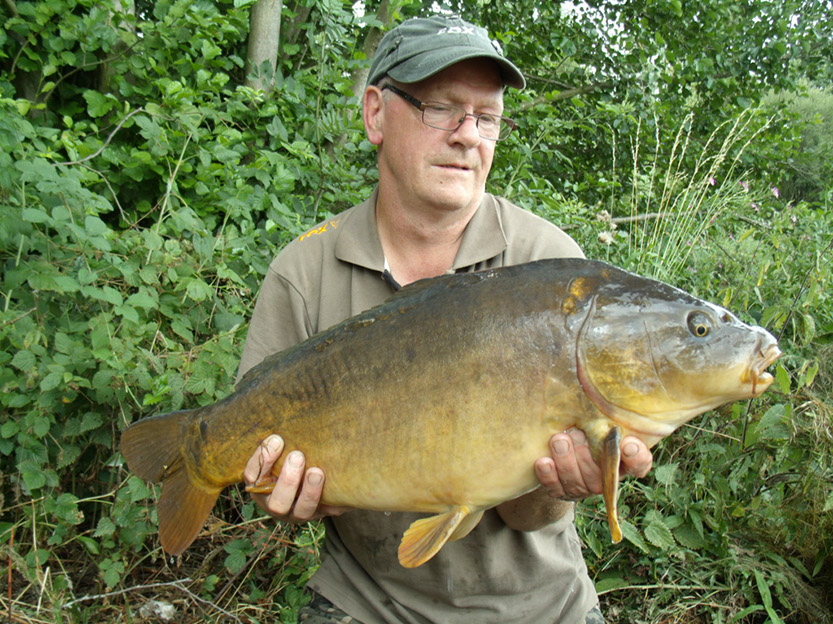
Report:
382,84,517,142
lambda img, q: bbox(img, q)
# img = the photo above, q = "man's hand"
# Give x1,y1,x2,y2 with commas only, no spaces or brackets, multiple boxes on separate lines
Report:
243,434,349,523
535,428,653,501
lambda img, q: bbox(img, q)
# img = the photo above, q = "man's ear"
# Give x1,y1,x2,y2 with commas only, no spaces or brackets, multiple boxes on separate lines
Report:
363,86,384,146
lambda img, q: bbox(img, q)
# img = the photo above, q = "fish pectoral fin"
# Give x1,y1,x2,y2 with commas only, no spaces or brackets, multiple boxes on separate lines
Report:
398,506,474,568
600,425,623,543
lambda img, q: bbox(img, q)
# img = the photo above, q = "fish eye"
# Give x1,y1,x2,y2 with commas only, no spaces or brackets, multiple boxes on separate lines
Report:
687,312,712,337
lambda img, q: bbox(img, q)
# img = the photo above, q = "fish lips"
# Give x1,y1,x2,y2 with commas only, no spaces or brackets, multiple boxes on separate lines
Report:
744,336,782,396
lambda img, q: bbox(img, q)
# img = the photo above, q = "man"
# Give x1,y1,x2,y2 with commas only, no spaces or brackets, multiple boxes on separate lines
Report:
236,16,653,623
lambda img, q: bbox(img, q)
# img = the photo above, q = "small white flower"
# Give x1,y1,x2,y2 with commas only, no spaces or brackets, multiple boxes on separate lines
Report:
598,231,615,245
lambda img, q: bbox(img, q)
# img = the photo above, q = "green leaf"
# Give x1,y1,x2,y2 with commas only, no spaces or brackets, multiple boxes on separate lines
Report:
54,493,83,525
83,90,114,118
31,414,51,437
81,285,124,306
84,215,109,237
40,371,63,392
80,412,103,433
77,536,100,555
223,539,253,574
619,519,649,554
126,475,150,503
22,207,50,223
595,576,628,594
99,558,125,588
644,520,675,549
94,516,117,538
20,461,48,491
114,304,139,323
775,363,790,394
184,278,213,302
126,289,158,310
1,420,19,438
653,462,677,486
11,349,36,371
673,523,706,550
54,274,81,293
755,404,791,441
753,569,785,623
171,319,194,342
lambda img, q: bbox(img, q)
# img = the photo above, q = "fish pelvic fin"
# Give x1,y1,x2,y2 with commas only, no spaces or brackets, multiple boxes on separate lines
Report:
600,425,623,543
398,505,478,568
120,410,219,555
449,508,484,543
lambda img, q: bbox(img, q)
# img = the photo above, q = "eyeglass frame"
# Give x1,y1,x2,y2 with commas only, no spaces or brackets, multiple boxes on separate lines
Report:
380,84,517,142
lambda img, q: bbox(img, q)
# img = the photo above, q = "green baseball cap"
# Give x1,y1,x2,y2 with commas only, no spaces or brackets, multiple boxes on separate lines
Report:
366,16,525,90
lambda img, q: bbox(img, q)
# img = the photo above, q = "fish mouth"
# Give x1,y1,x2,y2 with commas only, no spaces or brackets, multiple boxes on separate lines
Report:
745,340,782,396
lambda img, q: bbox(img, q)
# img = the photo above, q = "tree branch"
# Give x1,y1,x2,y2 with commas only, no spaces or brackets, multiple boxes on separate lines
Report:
519,81,615,111
54,107,143,167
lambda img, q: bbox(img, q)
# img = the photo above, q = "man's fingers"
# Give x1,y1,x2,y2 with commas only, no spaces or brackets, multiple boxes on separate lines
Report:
241,438,341,523
540,431,590,499
265,450,306,516
567,428,603,494
620,435,653,478
291,468,326,521
538,428,649,501
244,434,284,485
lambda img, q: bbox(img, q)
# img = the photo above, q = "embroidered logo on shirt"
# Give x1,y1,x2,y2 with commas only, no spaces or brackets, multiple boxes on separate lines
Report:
298,219,340,242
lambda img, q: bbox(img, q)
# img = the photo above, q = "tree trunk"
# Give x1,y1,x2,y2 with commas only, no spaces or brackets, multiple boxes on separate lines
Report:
331,0,401,149
245,0,283,93
282,1,311,48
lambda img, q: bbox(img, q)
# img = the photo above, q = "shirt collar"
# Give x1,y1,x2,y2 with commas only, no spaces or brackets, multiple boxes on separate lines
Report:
334,188,508,273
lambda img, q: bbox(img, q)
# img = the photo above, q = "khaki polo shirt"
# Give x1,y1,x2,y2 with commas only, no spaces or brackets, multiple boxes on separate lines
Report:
237,189,598,623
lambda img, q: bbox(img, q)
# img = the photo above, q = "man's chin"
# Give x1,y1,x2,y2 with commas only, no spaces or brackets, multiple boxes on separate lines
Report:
423,184,483,213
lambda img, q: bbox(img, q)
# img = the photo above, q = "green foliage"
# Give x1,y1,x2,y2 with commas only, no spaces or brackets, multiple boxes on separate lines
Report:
1,0,831,622
765,83,833,206
570,131,833,622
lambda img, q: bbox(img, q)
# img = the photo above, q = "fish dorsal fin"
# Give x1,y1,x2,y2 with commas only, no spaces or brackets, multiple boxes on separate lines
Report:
398,505,477,568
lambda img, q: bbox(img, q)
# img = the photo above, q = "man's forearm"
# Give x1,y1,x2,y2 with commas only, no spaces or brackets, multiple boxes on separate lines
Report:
496,487,574,531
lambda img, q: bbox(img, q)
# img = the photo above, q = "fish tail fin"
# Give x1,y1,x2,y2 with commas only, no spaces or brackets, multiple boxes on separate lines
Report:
600,425,623,543
120,410,191,482
157,459,221,556
398,505,476,568
120,410,221,556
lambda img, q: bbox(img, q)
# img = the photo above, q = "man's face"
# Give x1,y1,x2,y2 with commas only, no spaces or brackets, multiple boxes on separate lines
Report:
371,58,505,215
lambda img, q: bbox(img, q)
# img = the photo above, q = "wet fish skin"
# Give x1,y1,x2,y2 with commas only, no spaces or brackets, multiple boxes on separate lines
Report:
120,258,780,566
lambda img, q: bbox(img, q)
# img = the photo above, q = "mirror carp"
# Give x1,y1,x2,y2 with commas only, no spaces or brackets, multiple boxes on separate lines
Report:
120,258,781,567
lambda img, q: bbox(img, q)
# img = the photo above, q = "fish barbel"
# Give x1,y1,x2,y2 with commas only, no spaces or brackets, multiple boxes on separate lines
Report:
120,258,780,567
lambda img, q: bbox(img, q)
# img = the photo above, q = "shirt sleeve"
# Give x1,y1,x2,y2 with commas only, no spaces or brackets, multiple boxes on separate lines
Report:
236,267,313,383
